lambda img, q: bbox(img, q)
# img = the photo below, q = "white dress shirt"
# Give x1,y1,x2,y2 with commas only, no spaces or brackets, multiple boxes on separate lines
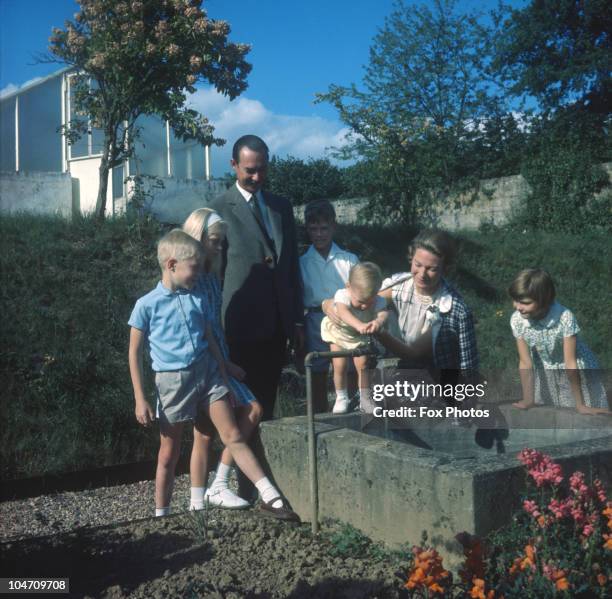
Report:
236,182,274,239
300,242,359,308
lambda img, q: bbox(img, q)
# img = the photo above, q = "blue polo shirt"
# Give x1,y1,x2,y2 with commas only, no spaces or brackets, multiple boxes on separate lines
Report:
128,281,209,371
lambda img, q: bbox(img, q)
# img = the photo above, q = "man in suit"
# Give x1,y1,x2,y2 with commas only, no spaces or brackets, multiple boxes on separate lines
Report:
209,135,304,423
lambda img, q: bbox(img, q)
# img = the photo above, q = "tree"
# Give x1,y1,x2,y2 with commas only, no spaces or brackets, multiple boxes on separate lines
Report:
265,156,345,204
494,1,611,232
316,0,506,222
48,0,251,219
494,0,612,114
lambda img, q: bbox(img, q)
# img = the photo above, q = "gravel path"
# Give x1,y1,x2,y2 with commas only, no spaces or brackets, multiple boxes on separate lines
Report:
0,474,194,542
1,477,409,598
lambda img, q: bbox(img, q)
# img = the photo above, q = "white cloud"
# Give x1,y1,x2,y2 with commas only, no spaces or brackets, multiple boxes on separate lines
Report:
188,87,351,176
0,76,46,99
0,83,19,98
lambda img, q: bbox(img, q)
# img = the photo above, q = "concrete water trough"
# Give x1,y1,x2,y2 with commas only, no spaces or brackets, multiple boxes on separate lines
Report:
260,405,612,568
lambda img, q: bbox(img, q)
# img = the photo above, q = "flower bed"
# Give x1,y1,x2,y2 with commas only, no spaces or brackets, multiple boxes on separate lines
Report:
403,449,611,598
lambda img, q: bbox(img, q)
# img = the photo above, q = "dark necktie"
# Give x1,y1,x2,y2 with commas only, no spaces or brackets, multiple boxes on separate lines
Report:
249,194,276,255
249,193,266,230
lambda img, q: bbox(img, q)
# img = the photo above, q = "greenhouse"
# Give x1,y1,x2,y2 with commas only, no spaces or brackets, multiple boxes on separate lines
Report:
0,67,211,216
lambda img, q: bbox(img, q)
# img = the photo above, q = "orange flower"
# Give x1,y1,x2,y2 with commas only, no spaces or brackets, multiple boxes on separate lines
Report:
470,578,496,599
405,546,451,595
555,576,570,591
597,573,608,586
604,534,612,551
429,582,445,594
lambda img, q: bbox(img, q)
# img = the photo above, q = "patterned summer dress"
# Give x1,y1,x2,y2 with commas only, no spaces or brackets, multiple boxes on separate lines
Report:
510,302,607,408
197,272,256,406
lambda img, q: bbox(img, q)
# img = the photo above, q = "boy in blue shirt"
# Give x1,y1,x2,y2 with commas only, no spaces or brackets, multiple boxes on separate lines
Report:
300,200,359,413
129,229,298,520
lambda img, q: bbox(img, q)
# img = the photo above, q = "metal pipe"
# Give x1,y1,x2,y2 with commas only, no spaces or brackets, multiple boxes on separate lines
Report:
304,342,378,535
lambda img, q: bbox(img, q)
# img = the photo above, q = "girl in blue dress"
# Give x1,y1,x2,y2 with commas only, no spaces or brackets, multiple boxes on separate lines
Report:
183,208,264,509
508,268,609,415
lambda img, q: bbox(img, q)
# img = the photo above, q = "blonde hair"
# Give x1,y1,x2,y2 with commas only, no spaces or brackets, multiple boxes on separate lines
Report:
157,229,204,270
182,208,227,275
508,269,556,315
408,229,456,269
348,262,383,297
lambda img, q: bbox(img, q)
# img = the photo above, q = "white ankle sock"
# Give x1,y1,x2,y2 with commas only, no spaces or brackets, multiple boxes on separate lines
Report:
255,476,282,508
190,486,206,510
211,462,231,490
155,506,170,517
336,389,349,402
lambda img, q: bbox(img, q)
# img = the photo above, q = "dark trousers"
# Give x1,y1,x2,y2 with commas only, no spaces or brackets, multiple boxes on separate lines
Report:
228,329,287,499
228,329,286,421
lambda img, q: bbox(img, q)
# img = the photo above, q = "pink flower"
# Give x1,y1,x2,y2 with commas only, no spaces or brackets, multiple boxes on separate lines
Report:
548,498,572,520
523,499,541,518
517,449,564,487
583,524,594,537
569,471,589,495
594,479,607,504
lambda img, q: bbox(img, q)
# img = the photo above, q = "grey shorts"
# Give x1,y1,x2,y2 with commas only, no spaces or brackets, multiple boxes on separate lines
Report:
155,354,228,426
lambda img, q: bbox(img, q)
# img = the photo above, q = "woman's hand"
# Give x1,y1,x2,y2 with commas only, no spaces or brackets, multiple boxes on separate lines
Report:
322,299,343,326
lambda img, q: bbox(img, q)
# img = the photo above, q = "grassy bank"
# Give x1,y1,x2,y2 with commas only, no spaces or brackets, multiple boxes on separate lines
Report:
1,214,610,479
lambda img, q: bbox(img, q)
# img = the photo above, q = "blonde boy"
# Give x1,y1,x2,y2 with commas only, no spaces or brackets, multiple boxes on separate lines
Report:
129,229,298,520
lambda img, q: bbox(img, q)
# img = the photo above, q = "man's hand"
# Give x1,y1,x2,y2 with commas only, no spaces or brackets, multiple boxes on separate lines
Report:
135,399,155,427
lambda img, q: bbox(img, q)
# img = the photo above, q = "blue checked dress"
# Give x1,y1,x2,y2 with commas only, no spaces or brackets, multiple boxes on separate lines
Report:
197,272,256,406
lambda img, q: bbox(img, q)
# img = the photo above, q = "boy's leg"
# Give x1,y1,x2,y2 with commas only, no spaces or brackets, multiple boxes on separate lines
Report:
155,421,185,513
354,355,374,413
331,344,350,414
311,371,330,413
206,396,299,521
305,312,331,413
190,414,214,510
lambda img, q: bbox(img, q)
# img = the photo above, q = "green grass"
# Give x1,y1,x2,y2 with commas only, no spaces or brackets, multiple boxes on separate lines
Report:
0,214,164,480
1,215,610,479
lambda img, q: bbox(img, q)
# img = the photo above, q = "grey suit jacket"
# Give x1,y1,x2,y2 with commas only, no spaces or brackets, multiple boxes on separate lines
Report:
209,185,303,343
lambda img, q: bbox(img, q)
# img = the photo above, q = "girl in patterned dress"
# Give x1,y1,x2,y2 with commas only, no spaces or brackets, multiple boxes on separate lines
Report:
509,269,609,415
183,208,264,509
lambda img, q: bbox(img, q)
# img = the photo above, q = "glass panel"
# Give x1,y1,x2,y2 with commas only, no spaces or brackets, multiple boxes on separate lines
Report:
91,126,105,155
0,96,16,171
170,130,205,180
131,114,167,177
18,77,63,171
68,77,89,159
112,163,124,199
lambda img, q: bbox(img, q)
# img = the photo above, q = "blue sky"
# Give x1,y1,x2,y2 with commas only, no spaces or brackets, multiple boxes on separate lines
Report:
0,0,526,176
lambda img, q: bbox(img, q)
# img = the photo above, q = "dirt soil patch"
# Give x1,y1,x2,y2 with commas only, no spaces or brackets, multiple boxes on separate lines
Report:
1,507,411,598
